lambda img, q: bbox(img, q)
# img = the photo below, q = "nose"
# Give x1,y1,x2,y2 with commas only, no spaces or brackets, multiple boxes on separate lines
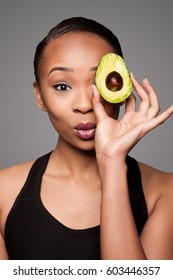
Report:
72,86,93,114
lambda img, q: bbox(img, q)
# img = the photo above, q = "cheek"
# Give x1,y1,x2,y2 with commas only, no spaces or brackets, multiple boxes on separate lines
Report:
43,95,69,119
43,99,66,130
46,106,68,129
46,109,68,136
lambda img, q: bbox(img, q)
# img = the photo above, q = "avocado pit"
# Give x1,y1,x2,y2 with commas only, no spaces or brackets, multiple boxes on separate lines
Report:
106,71,123,91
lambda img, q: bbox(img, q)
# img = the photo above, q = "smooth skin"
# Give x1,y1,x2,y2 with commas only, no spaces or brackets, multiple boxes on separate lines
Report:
0,32,173,259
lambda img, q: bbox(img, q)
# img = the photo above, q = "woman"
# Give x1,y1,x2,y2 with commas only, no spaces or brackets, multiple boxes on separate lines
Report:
0,17,173,260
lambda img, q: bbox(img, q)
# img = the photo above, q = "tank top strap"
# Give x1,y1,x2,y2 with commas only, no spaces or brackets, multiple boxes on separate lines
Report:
16,151,52,200
126,155,148,234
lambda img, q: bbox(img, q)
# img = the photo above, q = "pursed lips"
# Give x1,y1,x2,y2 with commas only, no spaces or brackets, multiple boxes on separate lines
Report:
74,122,96,140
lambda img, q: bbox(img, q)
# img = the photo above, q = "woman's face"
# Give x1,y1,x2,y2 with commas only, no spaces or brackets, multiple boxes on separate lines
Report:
34,32,121,151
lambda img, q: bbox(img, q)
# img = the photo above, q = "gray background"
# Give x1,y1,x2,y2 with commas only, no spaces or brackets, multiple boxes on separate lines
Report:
0,0,173,171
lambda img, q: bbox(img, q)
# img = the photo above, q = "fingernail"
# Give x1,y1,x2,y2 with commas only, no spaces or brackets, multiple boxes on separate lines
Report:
130,72,134,78
144,78,149,84
130,72,137,80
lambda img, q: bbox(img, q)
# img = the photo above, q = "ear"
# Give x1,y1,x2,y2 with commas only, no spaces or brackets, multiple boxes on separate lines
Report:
33,82,47,112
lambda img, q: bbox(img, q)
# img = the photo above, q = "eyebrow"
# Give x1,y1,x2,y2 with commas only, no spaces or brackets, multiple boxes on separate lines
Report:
48,67,74,76
48,66,98,76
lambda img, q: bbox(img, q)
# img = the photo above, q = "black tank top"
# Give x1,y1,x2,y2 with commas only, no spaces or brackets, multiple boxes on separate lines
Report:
5,152,148,260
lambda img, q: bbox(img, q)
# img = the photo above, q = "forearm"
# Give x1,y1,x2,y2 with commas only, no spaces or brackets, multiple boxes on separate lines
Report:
100,158,147,260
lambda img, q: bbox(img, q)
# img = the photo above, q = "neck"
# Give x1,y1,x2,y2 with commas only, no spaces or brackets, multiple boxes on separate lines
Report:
50,137,99,180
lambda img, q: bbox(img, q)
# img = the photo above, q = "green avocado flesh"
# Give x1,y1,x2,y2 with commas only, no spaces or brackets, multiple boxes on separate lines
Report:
95,53,132,103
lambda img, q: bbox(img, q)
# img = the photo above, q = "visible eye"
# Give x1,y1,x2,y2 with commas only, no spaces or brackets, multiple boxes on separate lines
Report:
53,83,71,92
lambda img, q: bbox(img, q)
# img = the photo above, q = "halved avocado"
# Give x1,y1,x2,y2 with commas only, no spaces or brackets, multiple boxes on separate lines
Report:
95,53,132,103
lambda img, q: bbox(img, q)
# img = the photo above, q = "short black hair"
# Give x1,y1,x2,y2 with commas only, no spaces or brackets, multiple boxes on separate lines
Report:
33,17,123,85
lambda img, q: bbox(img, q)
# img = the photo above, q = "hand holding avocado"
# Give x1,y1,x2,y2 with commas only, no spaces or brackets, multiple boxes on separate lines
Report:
92,73,173,162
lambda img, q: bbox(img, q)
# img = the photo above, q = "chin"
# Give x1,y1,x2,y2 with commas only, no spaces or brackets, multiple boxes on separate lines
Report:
74,140,96,153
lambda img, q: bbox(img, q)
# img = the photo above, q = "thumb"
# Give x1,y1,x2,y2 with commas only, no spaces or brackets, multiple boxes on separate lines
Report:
91,85,108,123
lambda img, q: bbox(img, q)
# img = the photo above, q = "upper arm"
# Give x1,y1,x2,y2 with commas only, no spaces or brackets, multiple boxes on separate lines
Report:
0,169,12,258
140,176,173,259
0,232,8,259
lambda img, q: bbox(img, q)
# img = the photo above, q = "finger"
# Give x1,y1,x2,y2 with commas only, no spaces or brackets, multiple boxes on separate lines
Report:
142,78,160,118
130,73,150,113
91,85,108,123
153,104,173,126
141,104,173,134
125,92,136,112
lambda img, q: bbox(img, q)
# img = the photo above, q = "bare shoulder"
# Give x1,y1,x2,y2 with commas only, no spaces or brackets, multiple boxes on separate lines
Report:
0,160,34,185
138,161,173,215
0,161,34,202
